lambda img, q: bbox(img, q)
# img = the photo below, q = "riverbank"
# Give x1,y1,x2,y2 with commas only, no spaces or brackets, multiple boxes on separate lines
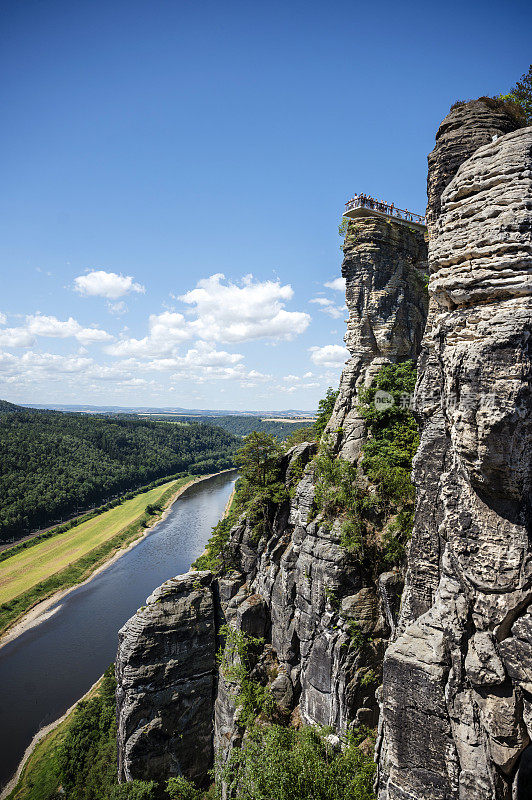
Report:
1,673,105,800
0,470,235,648
0,471,238,796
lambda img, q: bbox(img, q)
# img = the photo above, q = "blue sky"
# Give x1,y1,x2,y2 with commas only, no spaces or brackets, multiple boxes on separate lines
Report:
0,0,530,411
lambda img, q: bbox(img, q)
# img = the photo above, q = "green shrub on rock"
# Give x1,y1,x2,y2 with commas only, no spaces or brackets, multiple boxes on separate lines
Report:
216,725,376,800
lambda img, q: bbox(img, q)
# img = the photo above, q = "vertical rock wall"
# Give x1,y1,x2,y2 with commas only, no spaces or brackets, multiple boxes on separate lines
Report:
326,216,427,460
116,571,217,785
115,217,429,787
426,99,520,234
378,117,532,799
213,219,428,771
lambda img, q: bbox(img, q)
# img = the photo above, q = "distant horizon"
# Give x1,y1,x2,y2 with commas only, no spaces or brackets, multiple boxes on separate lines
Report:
17,401,318,417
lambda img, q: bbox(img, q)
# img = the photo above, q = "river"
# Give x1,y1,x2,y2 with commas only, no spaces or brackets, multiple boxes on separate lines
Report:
0,470,237,790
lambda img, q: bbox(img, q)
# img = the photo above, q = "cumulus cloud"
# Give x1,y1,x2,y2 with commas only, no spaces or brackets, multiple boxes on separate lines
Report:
19,351,93,373
324,277,346,292
0,312,6,325
106,311,190,358
74,270,145,299
309,344,349,367
309,297,346,319
180,273,310,343
26,314,112,344
0,327,34,348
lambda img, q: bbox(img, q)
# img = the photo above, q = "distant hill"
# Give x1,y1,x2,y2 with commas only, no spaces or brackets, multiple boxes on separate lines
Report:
0,399,27,413
151,414,315,441
22,402,316,417
0,402,238,542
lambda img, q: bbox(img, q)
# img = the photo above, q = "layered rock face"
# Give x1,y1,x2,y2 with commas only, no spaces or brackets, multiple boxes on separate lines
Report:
326,217,428,460
116,571,217,785
212,220,428,771
116,217,428,786
426,99,520,234
377,121,532,799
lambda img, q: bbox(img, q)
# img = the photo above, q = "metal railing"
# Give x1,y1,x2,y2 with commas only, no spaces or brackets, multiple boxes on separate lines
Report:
345,195,426,225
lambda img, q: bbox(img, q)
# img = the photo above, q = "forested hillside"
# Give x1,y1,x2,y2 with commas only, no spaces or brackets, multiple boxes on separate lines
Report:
0,403,237,542
153,414,315,441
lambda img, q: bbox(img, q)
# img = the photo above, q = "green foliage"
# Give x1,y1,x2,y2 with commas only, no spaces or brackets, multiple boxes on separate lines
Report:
217,625,275,726
108,782,160,799
235,432,284,488
166,777,202,800
338,217,349,239
0,405,238,543
284,427,316,448
57,666,119,799
314,443,358,518
313,362,419,575
216,724,376,800
314,388,339,441
357,361,418,504
152,414,315,443
500,64,532,124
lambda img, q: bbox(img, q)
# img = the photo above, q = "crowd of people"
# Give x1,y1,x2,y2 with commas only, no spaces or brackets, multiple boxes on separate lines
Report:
345,193,425,223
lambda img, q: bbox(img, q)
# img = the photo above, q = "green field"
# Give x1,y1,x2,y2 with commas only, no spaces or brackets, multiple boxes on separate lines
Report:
0,477,193,636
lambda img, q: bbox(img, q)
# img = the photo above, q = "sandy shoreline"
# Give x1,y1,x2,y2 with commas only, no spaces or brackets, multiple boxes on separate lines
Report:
0,469,236,652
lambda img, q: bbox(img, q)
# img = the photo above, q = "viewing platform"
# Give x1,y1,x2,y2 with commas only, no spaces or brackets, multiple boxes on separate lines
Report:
343,194,427,231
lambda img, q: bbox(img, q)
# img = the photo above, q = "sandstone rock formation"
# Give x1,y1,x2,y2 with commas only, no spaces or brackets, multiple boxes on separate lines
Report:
116,216,429,787
426,98,520,234
377,118,532,799
116,571,217,785
326,217,427,460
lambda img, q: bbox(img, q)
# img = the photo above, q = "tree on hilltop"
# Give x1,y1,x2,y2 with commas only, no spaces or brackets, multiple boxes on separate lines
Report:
500,64,532,124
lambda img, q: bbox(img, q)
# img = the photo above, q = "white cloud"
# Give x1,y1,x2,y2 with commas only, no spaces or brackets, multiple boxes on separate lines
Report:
324,277,346,292
0,327,34,348
26,314,112,344
107,301,127,315
180,273,310,343
0,313,6,325
309,296,346,319
309,297,347,319
309,344,349,367
106,311,190,358
74,270,145,299
20,351,93,373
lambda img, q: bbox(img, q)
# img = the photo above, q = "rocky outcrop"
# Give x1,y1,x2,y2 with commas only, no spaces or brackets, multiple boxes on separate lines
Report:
116,571,217,785
426,98,520,234
116,214,429,788
377,119,532,799
211,221,428,776
326,216,428,460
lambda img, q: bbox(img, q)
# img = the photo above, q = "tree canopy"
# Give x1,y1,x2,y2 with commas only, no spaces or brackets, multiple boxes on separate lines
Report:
235,432,283,488
0,404,237,542
501,64,532,124
314,388,339,440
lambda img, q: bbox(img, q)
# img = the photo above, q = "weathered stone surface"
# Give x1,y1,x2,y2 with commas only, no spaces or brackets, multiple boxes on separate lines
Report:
116,571,217,784
378,120,532,799
325,217,428,461
211,217,429,788
426,99,520,234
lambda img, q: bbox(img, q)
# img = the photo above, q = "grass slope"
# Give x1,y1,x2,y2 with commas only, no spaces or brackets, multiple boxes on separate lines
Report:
5,673,109,800
0,477,192,636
